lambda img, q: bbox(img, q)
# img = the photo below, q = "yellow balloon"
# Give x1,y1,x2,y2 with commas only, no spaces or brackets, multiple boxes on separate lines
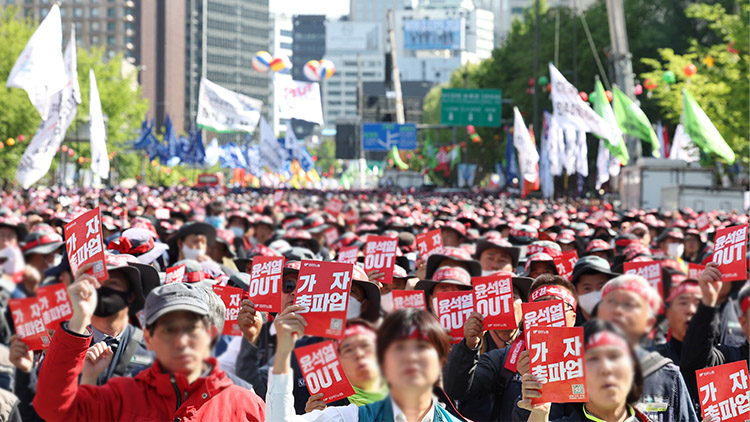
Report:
6,138,14,146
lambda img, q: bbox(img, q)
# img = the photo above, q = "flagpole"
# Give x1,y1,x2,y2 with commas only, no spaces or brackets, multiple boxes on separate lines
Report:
533,0,540,158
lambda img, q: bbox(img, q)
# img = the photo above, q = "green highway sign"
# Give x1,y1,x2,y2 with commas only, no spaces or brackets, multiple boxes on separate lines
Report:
440,88,502,127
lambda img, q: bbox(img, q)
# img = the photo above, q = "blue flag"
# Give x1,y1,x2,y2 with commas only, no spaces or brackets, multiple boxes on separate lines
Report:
505,126,518,183
219,142,248,169
163,115,179,164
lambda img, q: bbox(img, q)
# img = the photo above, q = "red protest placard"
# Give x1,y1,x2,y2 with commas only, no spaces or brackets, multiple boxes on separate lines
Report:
164,264,186,285
294,260,353,339
337,246,358,264
688,263,706,281
393,290,426,311
713,224,748,282
553,250,578,281
527,244,561,258
251,243,282,257
364,236,398,284
623,261,663,297
212,284,248,336
324,227,339,246
473,273,517,330
37,283,72,328
416,229,444,261
696,213,711,231
344,209,359,225
528,326,587,404
435,291,473,344
294,340,355,403
522,300,567,343
696,360,750,421
9,298,50,350
64,207,108,282
249,256,284,312
325,199,345,216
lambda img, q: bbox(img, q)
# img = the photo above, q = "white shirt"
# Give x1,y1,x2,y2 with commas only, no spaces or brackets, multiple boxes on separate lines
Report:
216,335,242,375
267,372,437,422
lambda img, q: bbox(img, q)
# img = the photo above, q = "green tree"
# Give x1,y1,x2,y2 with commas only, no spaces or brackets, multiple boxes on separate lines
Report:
641,2,749,164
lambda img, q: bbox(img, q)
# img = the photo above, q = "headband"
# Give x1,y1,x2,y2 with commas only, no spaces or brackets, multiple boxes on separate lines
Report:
398,324,431,342
510,228,538,239
107,236,154,255
586,331,630,353
22,233,62,253
184,271,205,283
601,278,658,312
529,285,577,309
335,324,377,349
666,282,701,303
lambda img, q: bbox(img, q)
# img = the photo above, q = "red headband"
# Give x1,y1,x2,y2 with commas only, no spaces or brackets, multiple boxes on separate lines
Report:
601,279,656,311
184,271,205,283
107,236,154,255
667,282,702,303
335,324,377,349
529,285,577,309
586,331,630,352
399,325,431,342
22,233,62,253
510,228,538,239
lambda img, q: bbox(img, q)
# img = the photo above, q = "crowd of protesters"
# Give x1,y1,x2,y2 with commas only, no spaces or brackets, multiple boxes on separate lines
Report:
0,185,744,421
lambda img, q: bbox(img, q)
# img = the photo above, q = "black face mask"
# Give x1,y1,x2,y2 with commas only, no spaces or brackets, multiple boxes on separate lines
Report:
93,286,130,317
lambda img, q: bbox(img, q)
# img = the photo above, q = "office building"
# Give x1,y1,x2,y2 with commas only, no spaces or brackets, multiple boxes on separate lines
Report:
270,12,293,134
349,0,419,23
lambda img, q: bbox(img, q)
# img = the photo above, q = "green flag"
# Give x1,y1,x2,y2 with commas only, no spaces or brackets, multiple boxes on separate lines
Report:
423,134,437,170
611,86,660,157
591,80,630,164
450,145,461,168
390,146,409,170
682,89,735,163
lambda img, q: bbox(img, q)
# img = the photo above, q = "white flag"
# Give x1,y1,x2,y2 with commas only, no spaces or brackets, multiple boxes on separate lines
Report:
16,27,80,189
596,140,610,189
197,78,263,133
274,74,324,126
576,131,588,177
564,127,577,176
549,63,621,141
513,107,539,184
6,5,67,121
259,117,284,172
670,123,700,163
544,111,564,176
89,69,109,179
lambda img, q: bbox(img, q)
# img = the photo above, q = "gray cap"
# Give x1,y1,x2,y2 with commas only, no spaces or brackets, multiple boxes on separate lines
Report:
144,282,210,326
195,285,225,334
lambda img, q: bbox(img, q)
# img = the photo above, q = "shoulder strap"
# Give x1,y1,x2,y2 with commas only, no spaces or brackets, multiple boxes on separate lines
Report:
639,351,672,378
113,327,144,377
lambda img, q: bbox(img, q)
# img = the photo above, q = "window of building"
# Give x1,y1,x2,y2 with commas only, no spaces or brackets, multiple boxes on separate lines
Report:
91,21,99,31
90,7,99,17
74,8,83,17
74,21,82,31
107,50,115,59
107,22,115,31
91,35,99,44
40,8,47,17
107,36,115,45
280,29,292,37
107,7,115,17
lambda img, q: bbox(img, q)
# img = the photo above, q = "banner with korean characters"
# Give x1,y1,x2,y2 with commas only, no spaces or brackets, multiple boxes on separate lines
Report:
364,236,398,284
553,251,578,281
522,300,567,343
435,290,473,344
294,261,353,339
473,273,517,330
416,229,443,261
249,256,284,312
688,263,705,281
337,246,358,264
712,224,748,282
9,298,50,350
64,207,108,281
212,284,249,336
36,283,73,328
164,264,186,285
324,198,345,217
527,326,587,404
623,260,663,312
392,290,426,311
696,360,750,422
295,340,355,403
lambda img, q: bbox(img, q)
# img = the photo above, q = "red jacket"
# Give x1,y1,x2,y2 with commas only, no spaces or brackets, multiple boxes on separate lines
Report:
33,325,265,422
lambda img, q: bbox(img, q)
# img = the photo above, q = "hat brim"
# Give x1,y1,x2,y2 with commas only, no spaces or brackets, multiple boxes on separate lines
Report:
425,254,482,279
145,302,210,327
0,223,27,242
511,276,534,301
135,242,169,265
127,263,162,314
415,278,472,299
354,280,380,322
107,265,144,313
23,241,64,256
570,266,620,285
474,240,521,268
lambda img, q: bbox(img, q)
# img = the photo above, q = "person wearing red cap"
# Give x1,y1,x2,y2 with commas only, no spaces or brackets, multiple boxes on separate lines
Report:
682,229,706,264
440,221,467,248
629,223,652,248
652,278,702,365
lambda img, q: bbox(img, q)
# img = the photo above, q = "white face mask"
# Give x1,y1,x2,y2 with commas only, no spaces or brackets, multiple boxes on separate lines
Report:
347,295,362,319
52,253,63,268
380,292,393,314
578,290,602,315
667,243,684,258
181,244,205,261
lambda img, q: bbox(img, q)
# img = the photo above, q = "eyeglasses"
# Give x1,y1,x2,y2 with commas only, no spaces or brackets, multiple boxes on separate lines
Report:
338,341,375,359
154,321,206,342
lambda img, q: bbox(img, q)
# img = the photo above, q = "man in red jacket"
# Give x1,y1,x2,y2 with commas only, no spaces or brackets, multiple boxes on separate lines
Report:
33,264,265,421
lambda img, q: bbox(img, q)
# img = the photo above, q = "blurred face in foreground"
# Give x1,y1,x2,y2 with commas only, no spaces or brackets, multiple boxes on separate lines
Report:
338,333,379,390
585,345,634,415
383,338,441,394
597,289,653,344
144,311,213,378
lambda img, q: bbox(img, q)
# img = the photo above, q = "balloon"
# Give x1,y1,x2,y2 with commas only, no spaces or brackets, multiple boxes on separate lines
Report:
525,87,533,95
6,138,14,146
251,51,272,72
17,134,25,142
269,54,291,72
683,63,697,77
466,125,475,134
644,78,658,90
67,149,74,157
460,142,467,149
316,59,335,80
528,78,536,87
579,91,588,102
662,70,676,84
303,60,320,81
538,76,549,86
634,84,643,95
0,143,4,149
703,56,715,68
605,90,613,103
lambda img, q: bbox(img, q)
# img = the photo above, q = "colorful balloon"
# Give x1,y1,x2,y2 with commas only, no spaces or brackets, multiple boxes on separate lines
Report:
644,78,658,91
683,63,697,77
662,70,676,84
303,60,320,81
6,138,14,147
538,76,549,86
269,54,291,72
466,125,475,134
605,90,613,103
316,59,335,80
579,91,588,102
251,51,272,72
634,84,643,95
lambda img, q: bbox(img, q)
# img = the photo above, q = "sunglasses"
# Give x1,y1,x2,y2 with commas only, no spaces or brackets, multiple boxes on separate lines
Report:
282,279,296,294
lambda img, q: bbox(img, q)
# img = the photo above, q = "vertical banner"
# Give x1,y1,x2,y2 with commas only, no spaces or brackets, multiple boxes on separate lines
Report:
294,340,355,403
416,229,444,261
435,291,474,344
393,290,426,311
249,256,284,312
713,225,748,282
9,298,50,350
695,360,750,421
527,326,587,404
294,261,353,339
212,285,249,336
364,236,398,284
472,273,517,330
64,207,108,281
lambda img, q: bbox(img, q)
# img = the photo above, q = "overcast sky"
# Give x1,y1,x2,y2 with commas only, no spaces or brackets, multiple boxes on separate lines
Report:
270,0,349,18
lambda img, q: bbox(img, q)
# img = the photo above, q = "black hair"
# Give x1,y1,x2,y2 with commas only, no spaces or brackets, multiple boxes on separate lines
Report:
376,308,451,366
